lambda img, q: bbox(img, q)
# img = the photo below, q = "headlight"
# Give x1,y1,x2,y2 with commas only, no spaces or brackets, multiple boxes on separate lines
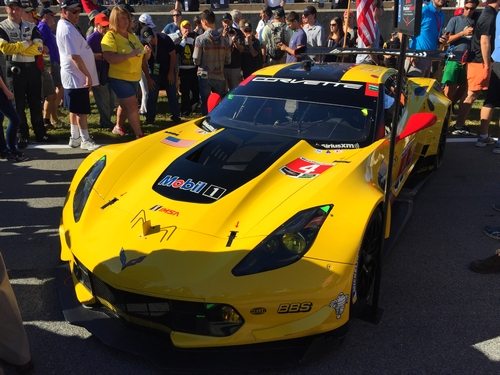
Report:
73,156,106,222
232,205,332,276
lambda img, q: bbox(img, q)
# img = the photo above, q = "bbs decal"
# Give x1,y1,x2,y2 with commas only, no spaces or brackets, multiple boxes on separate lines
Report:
277,302,312,314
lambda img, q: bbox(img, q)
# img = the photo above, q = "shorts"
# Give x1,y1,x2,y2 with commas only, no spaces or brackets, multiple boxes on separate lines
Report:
41,70,55,98
108,78,139,99
50,62,62,87
467,62,490,91
441,60,466,85
64,87,91,114
484,62,500,108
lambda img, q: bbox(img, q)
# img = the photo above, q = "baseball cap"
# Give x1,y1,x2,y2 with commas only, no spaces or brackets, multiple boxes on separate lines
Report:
5,0,23,7
303,5,317,16
140,26,155,44
60,0,81,10
180,20,191,28
138,13,156,28
222,12,232,21
94,13,109,27
243,22,252,31
272,7,285,18
21,0,36,12
38,7,54,17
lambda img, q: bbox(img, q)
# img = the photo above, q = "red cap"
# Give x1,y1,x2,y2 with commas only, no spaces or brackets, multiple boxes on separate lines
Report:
94,13,109,27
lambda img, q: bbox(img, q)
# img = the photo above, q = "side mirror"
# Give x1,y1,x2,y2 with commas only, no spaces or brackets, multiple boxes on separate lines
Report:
207,92,222,113
397,113,437,141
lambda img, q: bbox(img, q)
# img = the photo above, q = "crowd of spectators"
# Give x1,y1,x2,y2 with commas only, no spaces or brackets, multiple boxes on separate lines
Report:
0,0,498,160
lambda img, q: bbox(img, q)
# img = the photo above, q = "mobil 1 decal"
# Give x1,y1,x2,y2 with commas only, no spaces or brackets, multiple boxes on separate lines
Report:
280,157,333,179
157,175,226,200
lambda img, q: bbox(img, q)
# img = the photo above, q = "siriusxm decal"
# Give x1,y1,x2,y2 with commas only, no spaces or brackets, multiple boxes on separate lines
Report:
157,175,226,200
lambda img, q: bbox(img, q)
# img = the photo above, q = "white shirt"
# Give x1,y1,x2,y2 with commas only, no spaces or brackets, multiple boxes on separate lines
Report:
56,18,99,89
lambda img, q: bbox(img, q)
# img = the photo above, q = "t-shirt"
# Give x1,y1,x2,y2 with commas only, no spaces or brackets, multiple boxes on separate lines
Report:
286,28,307,63
444,14,475,53
469,5,497,63
147,33,175,89
87,30,109,85
101,30,144,82
163,22,180,35
38,20,59,64
56,18,99,89
303,23,325,48
492,12,500,62
409,2,444,51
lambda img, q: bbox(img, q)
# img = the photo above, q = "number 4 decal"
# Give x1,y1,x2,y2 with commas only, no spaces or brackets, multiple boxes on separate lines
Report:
280,158,333,179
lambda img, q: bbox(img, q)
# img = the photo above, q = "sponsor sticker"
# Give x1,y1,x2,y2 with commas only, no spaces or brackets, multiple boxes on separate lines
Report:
250,307,267,315
280,157,332,179
364,83,379,97
329,292,349,319
161,136,195,148
150,205,179,216
277,302,312,314
157,175,226,200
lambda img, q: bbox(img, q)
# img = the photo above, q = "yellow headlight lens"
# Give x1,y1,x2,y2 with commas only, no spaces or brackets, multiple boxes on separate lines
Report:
281,233,307,254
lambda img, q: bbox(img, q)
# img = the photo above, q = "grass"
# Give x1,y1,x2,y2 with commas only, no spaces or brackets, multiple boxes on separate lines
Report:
46,93,201,144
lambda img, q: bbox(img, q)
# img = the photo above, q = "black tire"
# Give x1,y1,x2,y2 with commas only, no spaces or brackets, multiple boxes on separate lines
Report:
431,113,450,170
350,208,383,317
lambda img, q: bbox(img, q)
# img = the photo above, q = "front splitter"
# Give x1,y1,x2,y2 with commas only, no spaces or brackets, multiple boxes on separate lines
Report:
56,264,347,372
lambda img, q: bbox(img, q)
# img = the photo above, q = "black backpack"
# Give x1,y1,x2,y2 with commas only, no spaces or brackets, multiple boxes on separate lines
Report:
267,23,286,60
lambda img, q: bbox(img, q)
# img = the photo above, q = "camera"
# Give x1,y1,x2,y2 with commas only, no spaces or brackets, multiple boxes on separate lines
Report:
7,64,21,77
228,28,236,36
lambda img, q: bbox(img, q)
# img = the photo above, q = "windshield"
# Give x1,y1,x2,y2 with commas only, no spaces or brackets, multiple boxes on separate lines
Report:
206,76,379,146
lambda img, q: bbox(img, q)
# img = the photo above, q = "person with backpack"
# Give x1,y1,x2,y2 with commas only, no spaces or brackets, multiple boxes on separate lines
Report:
261,7,291,65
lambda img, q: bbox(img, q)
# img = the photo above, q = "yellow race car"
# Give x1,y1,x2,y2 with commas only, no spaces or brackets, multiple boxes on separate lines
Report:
59,62,450,349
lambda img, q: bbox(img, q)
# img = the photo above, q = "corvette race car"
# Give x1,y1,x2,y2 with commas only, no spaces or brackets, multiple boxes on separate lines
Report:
59,61,450,349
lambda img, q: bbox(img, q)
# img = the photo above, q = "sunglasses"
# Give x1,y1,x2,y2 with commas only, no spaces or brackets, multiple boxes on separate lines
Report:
69,8,81,14
330,23,337,26
464,6,476,10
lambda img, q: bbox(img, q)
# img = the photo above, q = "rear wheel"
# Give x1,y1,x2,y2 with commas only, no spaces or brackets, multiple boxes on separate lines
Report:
350,209,383,317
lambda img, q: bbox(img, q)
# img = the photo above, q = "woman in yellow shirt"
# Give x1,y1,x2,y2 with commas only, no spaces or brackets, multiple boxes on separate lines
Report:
101,6,151,138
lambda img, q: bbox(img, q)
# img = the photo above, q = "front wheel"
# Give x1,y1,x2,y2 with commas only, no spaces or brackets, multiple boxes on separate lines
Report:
350,209,383,317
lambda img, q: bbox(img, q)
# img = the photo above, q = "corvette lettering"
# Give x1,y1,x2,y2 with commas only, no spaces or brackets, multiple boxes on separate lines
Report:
157,175,226,200
281,157,332,179
252,76,362,89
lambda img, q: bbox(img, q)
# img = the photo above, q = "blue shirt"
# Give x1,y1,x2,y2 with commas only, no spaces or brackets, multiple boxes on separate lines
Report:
409,2,444,51
286,28,307,63
37,20,59,64
492,12,500,62
163,22,179,35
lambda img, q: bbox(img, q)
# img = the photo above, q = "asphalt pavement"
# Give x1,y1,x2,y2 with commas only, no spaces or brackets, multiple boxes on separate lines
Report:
0,139,499,374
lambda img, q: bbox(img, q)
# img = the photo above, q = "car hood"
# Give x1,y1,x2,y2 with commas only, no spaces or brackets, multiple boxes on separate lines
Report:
75,124,367,291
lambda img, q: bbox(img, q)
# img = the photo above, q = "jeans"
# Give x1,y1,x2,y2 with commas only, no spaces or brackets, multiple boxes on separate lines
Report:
0,90,21,152
146,75,180,123
199,77,226,115
92,84,116,129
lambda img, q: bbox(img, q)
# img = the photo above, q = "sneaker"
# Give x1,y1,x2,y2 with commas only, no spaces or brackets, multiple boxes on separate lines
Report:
475,136,496,147
112,125,126,136
450,126,476,136
493,142,500,154
469,249,500,274
80,139,100,151
36,134,52,143
68,136,81,148
6,150,29,162
17,137,28,149
483,225,500,240
170,115,182,124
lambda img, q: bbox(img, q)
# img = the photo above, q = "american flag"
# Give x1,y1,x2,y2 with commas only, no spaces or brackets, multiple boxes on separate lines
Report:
356,0,376,48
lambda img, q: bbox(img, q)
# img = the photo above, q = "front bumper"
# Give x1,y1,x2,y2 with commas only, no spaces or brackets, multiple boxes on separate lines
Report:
56,264,348,370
